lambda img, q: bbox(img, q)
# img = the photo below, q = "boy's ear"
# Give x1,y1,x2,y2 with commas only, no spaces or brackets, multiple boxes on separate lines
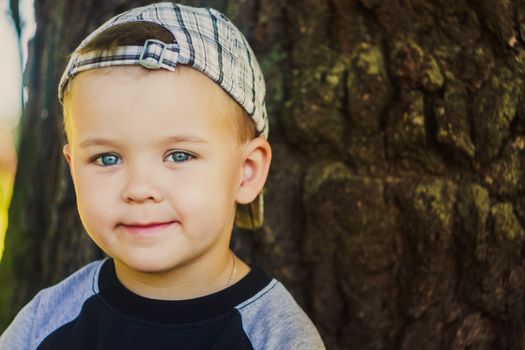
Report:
236,137,272,205
63,144,72,167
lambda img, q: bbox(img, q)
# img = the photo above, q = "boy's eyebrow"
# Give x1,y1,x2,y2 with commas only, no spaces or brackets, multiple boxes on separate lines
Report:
157,135,209,145
78,138,120,148
78,135,208,148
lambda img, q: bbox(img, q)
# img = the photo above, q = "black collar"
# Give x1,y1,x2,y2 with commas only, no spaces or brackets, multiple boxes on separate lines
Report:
98,258,271,324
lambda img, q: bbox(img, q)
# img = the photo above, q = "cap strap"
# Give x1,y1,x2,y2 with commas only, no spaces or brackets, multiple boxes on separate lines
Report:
68,41,180,77
139,39,168,69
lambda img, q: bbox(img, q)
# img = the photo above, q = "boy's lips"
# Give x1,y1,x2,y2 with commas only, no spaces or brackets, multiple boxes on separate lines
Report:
118,221,178,236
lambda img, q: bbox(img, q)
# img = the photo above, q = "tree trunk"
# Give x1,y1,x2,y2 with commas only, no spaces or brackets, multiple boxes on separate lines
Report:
2,0,525,349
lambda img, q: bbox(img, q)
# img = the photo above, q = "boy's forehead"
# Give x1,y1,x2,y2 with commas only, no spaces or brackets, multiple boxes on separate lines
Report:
70,65,213,90
65,65,239,138
68,65,223,107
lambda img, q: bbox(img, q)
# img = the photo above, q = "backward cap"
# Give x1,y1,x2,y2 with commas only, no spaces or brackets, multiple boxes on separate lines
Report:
58,2,269,139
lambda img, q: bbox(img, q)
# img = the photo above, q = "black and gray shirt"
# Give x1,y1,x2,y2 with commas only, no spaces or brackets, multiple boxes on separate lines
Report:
0,259,325,349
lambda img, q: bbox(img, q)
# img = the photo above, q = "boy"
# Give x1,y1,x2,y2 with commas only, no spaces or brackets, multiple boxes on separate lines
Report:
0,2,325,349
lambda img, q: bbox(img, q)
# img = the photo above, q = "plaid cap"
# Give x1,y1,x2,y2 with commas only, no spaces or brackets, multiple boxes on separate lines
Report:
58,2,268,229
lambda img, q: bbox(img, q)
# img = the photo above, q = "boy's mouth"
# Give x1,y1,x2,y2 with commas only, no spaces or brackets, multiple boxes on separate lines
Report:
118,221,178,236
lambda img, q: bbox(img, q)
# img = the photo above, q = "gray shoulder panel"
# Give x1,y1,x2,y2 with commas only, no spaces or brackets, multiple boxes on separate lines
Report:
0,259,105,349
236,280,325,350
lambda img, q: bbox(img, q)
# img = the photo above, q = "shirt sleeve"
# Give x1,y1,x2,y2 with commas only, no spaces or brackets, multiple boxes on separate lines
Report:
236,280,326,350
0,292,42,350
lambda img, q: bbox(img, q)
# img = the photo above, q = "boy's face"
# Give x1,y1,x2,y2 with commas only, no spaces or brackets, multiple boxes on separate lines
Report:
63,66,247,276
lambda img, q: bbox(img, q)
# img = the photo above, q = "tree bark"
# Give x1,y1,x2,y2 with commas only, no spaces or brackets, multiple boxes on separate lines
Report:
2,0,525,349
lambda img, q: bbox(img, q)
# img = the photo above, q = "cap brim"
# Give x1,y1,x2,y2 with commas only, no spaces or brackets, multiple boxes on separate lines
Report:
234,194,263,230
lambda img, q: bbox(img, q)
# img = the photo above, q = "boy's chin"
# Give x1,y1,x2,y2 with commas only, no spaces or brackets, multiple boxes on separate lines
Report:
113,254,186,275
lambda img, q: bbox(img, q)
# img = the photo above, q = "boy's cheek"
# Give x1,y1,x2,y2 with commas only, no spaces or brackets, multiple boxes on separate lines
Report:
72,171,120,207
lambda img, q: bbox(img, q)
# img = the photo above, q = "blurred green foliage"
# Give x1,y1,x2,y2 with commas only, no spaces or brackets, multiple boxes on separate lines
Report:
0,170,14,261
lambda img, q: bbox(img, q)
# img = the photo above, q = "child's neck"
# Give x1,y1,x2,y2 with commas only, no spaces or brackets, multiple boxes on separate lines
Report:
113,251,250,300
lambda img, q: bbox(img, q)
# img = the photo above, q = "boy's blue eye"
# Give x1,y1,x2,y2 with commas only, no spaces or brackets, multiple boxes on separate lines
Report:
95,154,120,166
167,151,192,163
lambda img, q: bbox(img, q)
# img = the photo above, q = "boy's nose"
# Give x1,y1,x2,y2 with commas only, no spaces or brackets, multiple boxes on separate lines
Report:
121,173,163,203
